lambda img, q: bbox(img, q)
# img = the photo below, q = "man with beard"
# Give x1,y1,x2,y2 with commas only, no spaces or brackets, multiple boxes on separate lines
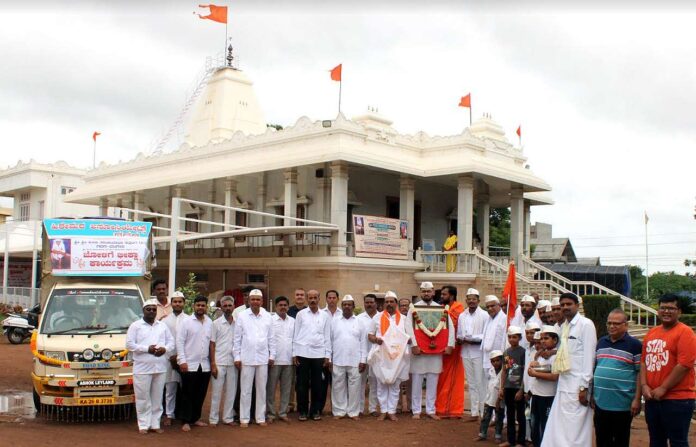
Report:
511,295,542,349
435,285,465,418
162,291,186,425
176,295,213,432
358,294,379,415
209,296,237,426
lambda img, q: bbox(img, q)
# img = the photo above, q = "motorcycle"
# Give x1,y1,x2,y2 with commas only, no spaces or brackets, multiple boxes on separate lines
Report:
3,303,40,344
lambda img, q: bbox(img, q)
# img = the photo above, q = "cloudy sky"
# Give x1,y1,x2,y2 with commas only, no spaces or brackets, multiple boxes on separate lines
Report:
1,1,694,273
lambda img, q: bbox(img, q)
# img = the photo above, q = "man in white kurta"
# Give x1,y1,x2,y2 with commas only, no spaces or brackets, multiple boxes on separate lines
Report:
368,291,410,421
541,293,597,447
330,295,367,419
481,295,507,371
209,296,237,425
162,291,186,425
408,282,455,420
357,294,379,415
126,298,174,434
456,288,489,420
233,289,276,427
510,295,542,349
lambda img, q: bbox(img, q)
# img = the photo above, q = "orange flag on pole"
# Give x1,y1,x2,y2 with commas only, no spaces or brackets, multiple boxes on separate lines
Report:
330,64,342,82
516,125,521,137
92,131,101,142
197,4,228,24
458,93,471,108
502,262,518,325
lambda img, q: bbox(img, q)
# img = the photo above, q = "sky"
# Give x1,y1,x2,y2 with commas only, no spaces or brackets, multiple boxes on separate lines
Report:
1,1,694,274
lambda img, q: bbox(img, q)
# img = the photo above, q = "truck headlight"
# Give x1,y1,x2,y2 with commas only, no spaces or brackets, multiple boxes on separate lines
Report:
101,349,113,361
44,351,66,361
82,349,95,361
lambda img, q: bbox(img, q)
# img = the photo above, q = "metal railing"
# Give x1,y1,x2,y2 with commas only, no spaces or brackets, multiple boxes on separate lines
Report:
1,287,40,309
518,256,658,327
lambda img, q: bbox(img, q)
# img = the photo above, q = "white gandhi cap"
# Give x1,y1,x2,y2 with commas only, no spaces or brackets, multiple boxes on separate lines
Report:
419,281,434,290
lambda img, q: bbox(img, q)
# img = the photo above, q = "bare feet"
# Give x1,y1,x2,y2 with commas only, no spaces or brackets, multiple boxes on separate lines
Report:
224,421,238,426
181,424,191,432
377,413,387,421
349,416,359,421
139,429,148,435
278,416,290,422
412,414,421,420
194,420,208,427
387,414,398,421
427,414,440,420
473,435,486,442
466,416,479,422
240,422,249,428
258,421,267,427
152,428,164,434
163,417,173,426
498,442,511,447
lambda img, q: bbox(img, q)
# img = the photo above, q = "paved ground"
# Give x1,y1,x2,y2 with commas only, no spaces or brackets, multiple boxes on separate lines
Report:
0,336,676,447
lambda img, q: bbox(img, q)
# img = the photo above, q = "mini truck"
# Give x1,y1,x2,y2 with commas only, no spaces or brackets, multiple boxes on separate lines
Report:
31,218,153,421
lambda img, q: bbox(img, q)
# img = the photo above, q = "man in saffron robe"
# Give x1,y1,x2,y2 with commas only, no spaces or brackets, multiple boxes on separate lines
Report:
443,230,458,272
435,285,466,418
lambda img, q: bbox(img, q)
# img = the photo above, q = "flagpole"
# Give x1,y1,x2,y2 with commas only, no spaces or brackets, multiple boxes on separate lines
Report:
645,212,650,301
469,105,472,126
93,139,96,169
338,79,342,115
225,21,228,63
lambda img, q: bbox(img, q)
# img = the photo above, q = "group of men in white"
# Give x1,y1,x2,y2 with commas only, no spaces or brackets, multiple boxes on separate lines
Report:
126,279,598,447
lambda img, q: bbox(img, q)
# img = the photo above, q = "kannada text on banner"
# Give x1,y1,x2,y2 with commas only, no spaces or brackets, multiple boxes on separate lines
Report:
43,219,152,277
353,214,408,260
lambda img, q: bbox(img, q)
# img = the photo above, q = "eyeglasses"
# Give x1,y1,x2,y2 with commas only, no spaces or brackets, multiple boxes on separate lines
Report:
658,307,679,312
606,322,626,326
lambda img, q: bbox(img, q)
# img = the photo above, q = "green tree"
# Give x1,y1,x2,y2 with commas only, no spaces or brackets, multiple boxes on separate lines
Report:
176,272,197,315
630,266,696,303
489,207,511,249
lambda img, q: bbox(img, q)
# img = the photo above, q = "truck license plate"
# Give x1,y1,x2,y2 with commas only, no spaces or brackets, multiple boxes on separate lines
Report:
77,397,115,405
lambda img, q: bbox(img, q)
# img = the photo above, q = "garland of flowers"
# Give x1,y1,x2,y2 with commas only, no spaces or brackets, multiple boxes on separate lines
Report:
409,304,449,338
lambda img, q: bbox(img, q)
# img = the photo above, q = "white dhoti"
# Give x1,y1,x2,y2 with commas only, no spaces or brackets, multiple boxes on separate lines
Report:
209,364,238,424
240,365,268,424
359,367,379,414
410,372,438,415
133,372,166,430
462,356,484,417
540,391,593,447
377,379,402,415
331,365,361,417
164,363,180,419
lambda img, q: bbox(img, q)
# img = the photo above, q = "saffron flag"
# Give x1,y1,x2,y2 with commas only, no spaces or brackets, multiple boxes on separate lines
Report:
92,131,101,142
644,211,649,224
330,64,342,82
502,262,517,325
197,4,228,24
516,125,521,137
459,93,471,108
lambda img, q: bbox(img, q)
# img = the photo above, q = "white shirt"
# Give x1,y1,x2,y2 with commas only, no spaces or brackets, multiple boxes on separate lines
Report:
272,313,295,366
481,310,507,365
484,368,503,407
233,308,276,366
126,319,174,375
457,306,489,359
523,346,536,393
292,307,331,359
331,315,366,367
358,311,378,358
323,306,342,321
369,310,407,336
232,304,248,320
211,315,235,366
557,312,597,392
177,314,213,372
162,311,185,358
531,353,557,397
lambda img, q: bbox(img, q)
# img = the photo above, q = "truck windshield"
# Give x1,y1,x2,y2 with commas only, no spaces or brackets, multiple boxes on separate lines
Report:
41,288,143,335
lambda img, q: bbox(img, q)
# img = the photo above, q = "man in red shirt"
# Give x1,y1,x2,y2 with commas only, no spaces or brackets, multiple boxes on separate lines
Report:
641,293,696,446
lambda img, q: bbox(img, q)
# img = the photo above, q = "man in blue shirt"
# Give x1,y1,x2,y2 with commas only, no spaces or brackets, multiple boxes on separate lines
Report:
591,308,642,447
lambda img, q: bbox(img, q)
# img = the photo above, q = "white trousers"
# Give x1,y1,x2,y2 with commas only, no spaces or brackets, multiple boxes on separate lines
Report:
360,367,379,413
209,364,238,424
376,379,402,414
541,391,594,447
134,372,166,430
411,372,438,415
463,356,484,417
240,364,268,424
164,381,178,418
331,365,361,417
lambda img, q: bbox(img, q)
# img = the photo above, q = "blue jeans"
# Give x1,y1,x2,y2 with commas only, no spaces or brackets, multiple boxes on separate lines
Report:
644,399,695,447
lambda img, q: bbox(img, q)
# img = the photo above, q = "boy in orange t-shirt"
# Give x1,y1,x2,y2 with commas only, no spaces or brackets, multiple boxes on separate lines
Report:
641,293,696,446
